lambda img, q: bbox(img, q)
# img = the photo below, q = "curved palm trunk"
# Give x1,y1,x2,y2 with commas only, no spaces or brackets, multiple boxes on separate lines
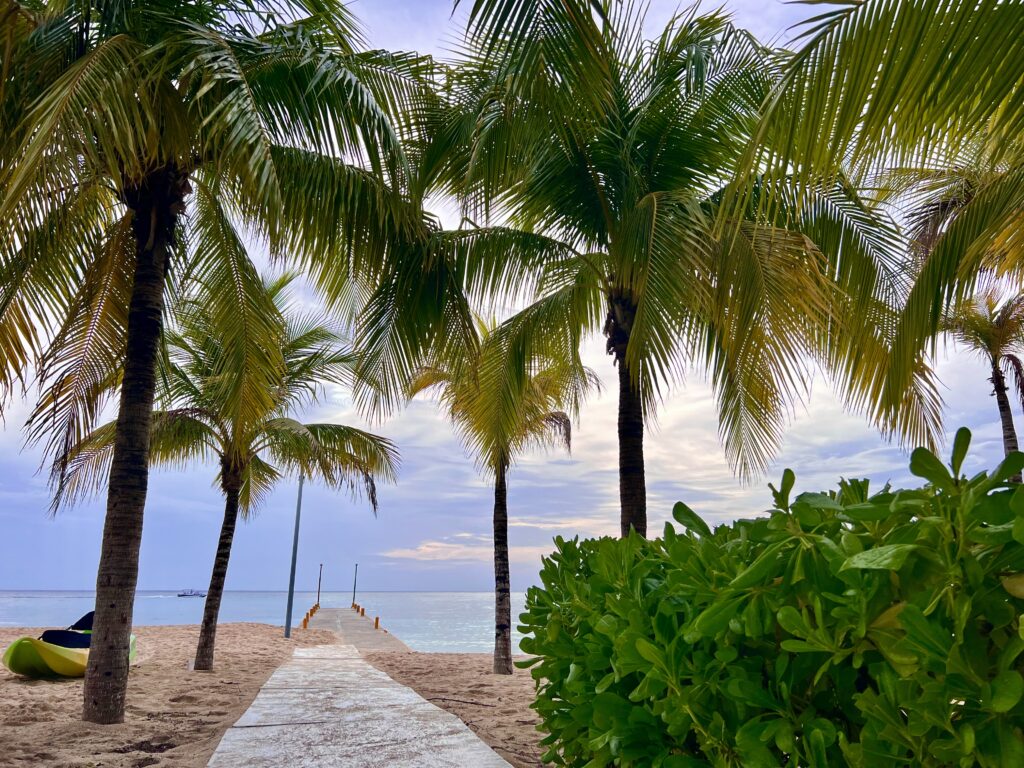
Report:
194,467,242,671
493,462,513,675
83,168,186,723
607,294,646,538
991,358,1021,482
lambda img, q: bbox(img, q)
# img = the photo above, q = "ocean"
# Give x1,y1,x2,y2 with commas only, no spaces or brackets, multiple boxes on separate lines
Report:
0,590,530,653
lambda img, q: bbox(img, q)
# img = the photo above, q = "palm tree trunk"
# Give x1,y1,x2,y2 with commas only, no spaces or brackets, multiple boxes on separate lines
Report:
991,358,1021,481
617,358,647,537
194,468,242,671
606,294,647,538
493,462,513,675
83,168,186,724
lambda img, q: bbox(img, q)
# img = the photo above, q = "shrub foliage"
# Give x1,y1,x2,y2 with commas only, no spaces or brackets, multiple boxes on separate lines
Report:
519,430,1024,766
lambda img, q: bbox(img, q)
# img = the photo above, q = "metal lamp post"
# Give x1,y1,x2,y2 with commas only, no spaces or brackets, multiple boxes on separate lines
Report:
283,474,305,638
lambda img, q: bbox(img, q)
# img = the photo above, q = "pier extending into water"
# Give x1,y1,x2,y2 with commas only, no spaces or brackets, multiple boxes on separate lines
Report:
306,606,410,652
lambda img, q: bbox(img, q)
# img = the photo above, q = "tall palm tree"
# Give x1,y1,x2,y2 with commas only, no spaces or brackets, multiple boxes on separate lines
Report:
55,276,399,671
423,2,932,537
409,321,595,674
942,291,1024,467
0,0,425,722
732,0,1024,410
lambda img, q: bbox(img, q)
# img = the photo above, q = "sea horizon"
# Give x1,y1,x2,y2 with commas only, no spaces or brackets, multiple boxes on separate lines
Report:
0,589,529,653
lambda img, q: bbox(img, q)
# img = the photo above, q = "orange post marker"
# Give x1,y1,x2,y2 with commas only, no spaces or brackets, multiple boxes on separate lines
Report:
374,616,380,630
360,607,365,617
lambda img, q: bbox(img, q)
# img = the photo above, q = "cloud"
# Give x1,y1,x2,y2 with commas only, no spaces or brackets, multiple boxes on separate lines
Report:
382,538,555,565
507,515,614,537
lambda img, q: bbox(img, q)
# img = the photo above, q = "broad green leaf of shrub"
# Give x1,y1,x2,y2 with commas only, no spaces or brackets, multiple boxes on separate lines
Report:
671,501,711,538
987,670,1024,713
951,427,972,477
840,544,917,571
768,468,796,510
909,446,953,489
982,452,1024,492
730,541,786,588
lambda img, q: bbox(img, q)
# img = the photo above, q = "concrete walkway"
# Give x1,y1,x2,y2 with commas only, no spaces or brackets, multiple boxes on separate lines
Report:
308,608,410,652
207,644,512,767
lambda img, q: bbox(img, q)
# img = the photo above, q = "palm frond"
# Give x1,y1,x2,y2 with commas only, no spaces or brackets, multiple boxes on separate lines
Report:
1004,354,1024,416
260,418,399,514
26,213,135,488
52,409,218,513
180,180,285,437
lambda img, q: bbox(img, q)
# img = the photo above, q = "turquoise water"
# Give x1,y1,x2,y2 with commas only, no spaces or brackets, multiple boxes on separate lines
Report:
0,591,529,653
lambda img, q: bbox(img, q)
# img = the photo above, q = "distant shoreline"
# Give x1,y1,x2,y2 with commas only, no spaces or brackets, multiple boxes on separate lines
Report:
0,591,531,653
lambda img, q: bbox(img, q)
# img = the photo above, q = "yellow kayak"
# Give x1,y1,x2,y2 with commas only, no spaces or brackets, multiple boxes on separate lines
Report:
2,632,137,678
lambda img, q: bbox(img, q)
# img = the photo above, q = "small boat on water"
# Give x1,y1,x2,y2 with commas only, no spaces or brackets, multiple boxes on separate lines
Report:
177,589,206,597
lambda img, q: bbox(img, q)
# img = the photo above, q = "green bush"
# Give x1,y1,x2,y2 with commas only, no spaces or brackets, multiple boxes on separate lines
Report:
519,429,1024,767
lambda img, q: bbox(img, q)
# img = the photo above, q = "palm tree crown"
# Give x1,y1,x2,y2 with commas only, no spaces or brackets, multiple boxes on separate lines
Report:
943,290,1024,461
58,275,399,670
428,2,927,536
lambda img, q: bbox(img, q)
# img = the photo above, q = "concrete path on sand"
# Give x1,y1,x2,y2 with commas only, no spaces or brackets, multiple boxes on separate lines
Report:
207,644,512,767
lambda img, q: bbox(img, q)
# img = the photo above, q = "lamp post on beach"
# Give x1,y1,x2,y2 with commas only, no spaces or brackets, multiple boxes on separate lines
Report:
284,474,305,638
351,562,358,607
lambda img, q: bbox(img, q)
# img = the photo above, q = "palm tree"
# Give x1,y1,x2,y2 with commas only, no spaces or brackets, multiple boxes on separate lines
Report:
871,134,1024,469
423,3,930,537
0,0,425,722
942,291,1024,467
731,0,1024,410
55,276,399,670
409,321,595,674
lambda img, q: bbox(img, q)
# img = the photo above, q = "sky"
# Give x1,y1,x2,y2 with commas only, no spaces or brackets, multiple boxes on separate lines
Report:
0,1,1014,596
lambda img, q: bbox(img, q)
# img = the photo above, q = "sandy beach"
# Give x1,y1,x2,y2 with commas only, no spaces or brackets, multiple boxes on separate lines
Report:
0,623,335,767
1,623,544,767
365,651,543,768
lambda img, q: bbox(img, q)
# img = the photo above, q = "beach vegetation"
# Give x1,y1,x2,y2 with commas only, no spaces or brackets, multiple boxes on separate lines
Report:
0,0,424,721
53,275,398,671
409,318,596,674
520,428,1024,766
